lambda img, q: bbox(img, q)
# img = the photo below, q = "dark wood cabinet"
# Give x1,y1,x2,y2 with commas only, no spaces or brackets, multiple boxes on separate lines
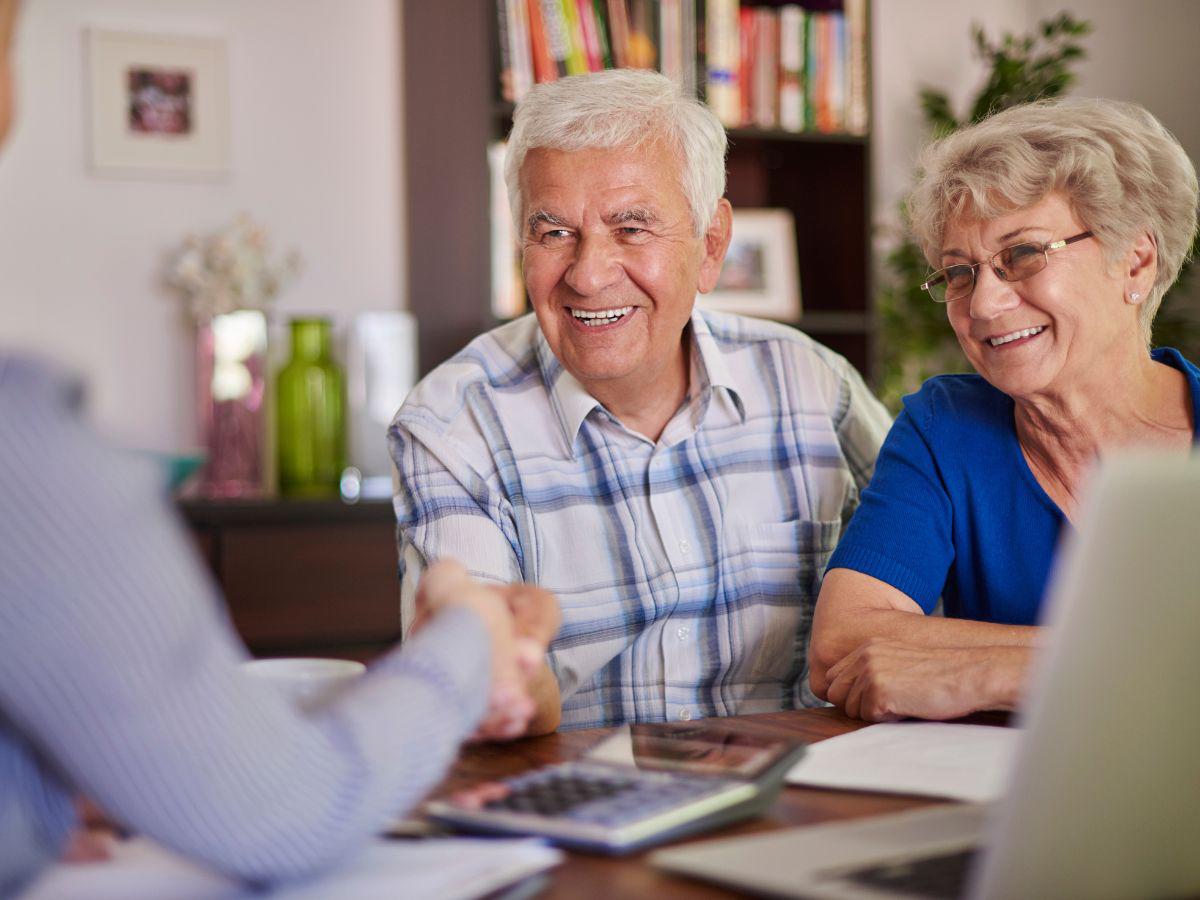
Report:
180,499,401,661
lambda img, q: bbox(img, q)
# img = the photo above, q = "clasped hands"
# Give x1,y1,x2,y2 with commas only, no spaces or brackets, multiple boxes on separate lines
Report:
411,561,561,741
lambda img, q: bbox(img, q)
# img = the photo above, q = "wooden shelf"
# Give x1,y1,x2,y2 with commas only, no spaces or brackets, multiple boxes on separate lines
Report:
180,498,400,660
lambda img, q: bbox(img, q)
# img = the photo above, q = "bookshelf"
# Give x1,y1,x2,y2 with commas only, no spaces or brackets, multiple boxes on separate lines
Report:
402,0,873,378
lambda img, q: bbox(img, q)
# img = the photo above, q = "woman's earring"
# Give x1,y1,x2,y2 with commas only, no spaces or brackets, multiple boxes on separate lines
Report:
1130,291,1142,302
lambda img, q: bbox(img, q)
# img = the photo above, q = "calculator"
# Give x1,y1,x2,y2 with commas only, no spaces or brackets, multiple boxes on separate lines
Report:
424,721,806,854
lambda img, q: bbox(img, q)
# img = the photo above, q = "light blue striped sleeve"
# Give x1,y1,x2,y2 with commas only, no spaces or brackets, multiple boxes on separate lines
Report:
0,358,491,889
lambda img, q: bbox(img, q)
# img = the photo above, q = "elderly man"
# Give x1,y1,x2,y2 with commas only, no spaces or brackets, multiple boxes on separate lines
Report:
390,69,890,733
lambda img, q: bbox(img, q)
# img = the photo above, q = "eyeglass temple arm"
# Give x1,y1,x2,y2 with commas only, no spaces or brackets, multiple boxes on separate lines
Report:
1047,231,1094,251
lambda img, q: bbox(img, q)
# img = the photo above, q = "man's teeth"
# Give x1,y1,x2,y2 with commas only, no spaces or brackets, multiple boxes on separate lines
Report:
571,306,634,326
989,325,1045,347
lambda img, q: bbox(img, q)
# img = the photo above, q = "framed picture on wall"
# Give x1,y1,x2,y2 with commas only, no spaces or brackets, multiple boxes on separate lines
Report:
87,29,230,178
698,208,802,321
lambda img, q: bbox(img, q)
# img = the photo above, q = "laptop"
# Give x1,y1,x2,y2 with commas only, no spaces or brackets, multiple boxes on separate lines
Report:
651,454,1200,899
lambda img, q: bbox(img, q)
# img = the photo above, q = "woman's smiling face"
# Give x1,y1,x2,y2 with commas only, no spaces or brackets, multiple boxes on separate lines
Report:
942,192,1140,401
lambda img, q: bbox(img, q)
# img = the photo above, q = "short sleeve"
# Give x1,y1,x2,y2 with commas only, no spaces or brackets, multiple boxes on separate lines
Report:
824,405,954,611
832,356,893,495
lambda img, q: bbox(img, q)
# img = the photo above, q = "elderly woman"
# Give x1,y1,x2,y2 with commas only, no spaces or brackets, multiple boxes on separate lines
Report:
809,98,1199,722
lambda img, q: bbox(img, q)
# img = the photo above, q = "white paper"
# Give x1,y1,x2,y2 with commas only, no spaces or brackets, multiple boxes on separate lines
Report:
786,722,1022,802
21,836,563,900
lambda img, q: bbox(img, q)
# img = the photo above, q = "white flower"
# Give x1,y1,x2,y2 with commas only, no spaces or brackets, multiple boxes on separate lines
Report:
165,214,302,321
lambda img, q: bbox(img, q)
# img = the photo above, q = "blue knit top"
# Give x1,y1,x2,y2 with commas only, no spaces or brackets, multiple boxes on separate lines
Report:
826,348,1200,624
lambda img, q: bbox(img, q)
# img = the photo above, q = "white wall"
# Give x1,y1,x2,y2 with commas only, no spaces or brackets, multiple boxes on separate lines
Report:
872,0,1031,241
0,0,402,451
872,0,1200,259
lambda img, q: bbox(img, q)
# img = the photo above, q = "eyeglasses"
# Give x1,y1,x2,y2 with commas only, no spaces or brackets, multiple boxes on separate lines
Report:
920,231,1094,303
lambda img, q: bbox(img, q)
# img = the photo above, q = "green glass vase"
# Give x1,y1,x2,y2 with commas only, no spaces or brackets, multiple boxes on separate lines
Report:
276,317,346,497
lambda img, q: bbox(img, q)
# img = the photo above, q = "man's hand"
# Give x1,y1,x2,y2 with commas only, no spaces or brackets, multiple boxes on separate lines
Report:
824,639,1030,722
412,561,560,741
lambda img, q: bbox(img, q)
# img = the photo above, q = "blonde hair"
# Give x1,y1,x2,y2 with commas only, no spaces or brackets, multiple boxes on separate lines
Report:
908,98,1198,341
504,69,727,238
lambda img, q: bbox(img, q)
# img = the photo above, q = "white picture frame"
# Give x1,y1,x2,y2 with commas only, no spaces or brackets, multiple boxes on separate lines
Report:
699,208,802,321
87,29,230,178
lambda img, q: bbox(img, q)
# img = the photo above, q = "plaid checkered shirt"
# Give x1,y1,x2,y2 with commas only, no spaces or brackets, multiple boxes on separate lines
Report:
390,309,890,730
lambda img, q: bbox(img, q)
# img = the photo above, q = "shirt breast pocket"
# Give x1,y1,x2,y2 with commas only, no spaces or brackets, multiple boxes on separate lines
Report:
720,517,842,683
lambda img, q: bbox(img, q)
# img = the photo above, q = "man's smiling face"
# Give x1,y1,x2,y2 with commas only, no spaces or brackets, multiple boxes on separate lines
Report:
519,141,727,401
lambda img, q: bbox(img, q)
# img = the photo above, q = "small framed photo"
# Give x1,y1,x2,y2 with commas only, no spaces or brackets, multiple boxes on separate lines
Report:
87,29,230,178
699,209,801,321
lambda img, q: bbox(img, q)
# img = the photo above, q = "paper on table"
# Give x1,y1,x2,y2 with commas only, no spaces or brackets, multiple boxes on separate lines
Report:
20,835,563,900
785,722,1022,802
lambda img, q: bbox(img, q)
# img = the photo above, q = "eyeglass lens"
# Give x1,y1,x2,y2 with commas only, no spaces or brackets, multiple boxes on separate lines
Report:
927,242,1048,302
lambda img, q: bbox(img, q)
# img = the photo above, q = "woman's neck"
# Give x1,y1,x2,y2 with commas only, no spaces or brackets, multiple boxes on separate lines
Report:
1014,350,1192,517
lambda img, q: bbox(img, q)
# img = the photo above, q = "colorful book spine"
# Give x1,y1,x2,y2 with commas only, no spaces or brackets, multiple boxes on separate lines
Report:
845,0,869,135
527,0,558,83
577,0,604,71
660,0,684,87
778,5,805,133
830,11,846,133
540,0,573,77
808,11,829,132
627,0,658,69
679,0,698,99
705,0,739,126
591,0,614,69
606,0,630,69
737,6,755,127
559,0,590,74
751,7,778,129
497,0,516,101
509,0,535,99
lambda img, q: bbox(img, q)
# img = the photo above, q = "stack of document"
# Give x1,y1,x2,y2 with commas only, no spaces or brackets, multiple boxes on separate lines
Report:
785,721,1022,802
21,836,563,900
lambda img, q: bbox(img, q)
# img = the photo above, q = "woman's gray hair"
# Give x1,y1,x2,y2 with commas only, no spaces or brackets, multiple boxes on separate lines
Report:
908,98,1199,341
504,69,728,238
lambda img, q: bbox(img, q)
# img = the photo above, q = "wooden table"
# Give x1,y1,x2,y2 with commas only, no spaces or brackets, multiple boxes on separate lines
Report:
433,709,1004,898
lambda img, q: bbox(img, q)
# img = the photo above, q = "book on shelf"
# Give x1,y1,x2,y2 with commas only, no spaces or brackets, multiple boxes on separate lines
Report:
627,0,659,69
751,7,778,129
778,5,806,133
706,0,740,126
495,1,869,135
488,142,527,320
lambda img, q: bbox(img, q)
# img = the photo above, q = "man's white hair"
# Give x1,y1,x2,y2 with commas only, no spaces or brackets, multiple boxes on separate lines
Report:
504,69,728,238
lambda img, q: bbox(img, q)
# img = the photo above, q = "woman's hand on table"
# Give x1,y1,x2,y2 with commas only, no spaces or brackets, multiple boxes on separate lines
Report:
824,640,1031,722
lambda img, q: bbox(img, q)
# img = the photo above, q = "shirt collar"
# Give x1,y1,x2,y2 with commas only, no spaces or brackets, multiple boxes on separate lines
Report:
536,307,748,455
536,330,600,455
689,308,747,423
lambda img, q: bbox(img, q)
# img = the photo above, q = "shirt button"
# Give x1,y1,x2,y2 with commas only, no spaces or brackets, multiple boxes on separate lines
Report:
678,539,691,554
678,707,692,721
676,625,690,640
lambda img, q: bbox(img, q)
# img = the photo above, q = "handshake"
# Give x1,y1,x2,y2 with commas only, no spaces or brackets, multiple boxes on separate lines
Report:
410,561,562,741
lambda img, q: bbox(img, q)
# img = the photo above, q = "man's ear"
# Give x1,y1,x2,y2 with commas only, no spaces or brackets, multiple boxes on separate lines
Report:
697,199,733,294
1124,229,1158,306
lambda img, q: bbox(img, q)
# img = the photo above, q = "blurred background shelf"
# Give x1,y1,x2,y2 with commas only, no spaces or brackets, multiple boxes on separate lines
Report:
180,498,400,661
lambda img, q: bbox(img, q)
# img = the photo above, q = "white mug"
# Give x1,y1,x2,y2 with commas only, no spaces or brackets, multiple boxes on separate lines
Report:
242,657,366,711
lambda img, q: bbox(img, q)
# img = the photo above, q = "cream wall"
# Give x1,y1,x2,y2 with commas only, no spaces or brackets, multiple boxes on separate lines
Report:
871,0,1200,264
0,0,402,451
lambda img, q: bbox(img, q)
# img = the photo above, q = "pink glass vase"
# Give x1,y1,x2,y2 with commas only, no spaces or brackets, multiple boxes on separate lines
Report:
195,310,268,498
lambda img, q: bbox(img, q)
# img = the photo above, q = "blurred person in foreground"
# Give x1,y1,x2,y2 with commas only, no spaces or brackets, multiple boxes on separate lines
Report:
810,98,1199,721
0,2,558,894
389,69,890,734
